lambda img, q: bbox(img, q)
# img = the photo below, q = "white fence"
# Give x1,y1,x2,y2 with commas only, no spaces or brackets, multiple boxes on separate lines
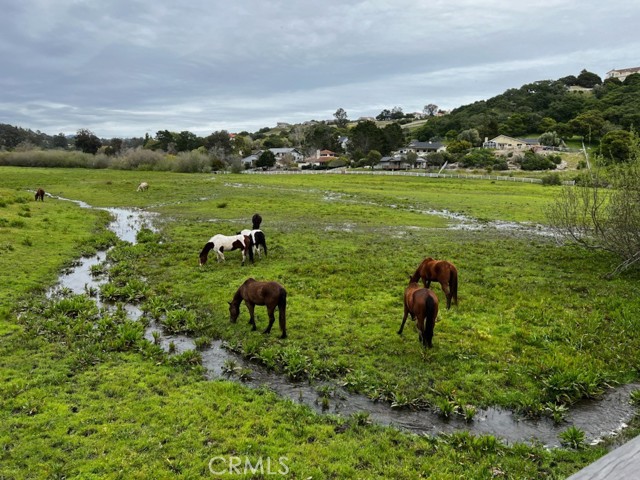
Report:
243,169,575,185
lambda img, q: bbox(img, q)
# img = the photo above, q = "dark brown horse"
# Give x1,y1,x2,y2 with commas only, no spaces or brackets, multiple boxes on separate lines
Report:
410,257,458,309
229,278,287,339
398,280,439,348
35,188,45,201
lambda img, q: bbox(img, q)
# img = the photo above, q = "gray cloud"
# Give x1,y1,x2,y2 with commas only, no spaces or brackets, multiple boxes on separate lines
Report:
1,0,639,138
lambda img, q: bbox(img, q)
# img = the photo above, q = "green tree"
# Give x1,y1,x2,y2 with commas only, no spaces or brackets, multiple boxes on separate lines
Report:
446,139,472,154
74,128,101,154
382,123,405,153
539,131,562,147
569,110,606,142
333,108,349,128
599,130,637,164
256,150,276,169
457,128,481,146
364,149,382,168
348,120,385,156
576,69,602,88
204,130,232,154
423,104,438,116
52,133,68,149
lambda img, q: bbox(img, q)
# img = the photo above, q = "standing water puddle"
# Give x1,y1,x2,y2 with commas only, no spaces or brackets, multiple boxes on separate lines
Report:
48,198,638,448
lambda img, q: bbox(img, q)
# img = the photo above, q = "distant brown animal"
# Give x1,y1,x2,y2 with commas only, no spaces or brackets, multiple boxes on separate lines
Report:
398,279,439,348
35,188,45,201
229,278,287,338
410,257,458,309
137,182,149,192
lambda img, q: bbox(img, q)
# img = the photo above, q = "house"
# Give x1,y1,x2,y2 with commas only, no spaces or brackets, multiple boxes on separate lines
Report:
301,149,339,168
269,148,304,163
241,153,260,168
376,156,410,170
397,140,446,156
482,135,539,151
606,66,640,82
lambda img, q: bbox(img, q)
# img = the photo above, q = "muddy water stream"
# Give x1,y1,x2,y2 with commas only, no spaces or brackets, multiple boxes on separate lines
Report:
48,199,638,448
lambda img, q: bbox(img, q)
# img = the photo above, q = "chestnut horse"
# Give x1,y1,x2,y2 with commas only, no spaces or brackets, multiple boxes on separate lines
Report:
35,188,45,201
229,278,287,339
199,233,254,266
398,280,439,348
410,257,458,309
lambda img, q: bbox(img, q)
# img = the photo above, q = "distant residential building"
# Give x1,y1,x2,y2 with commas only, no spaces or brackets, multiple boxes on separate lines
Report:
483,135,539,150
269,148,303,163
397,140,446,156
606,66,640,82
376,156,409,170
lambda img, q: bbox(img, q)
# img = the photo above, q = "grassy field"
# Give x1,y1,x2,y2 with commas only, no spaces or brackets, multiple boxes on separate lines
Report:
1,166,639,478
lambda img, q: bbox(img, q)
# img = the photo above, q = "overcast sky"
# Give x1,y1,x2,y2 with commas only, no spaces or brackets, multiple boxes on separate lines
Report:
1,0,639,139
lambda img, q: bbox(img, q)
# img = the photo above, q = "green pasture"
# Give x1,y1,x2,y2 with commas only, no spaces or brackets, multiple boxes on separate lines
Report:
1,166,638,478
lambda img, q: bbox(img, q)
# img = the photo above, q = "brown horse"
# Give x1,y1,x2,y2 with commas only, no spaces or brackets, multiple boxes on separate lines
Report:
398,280,439,348
35,188,45,201
229,278,287,339
410,257,458,309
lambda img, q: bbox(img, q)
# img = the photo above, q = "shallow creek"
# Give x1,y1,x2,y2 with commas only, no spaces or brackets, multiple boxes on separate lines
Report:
47,198,638,448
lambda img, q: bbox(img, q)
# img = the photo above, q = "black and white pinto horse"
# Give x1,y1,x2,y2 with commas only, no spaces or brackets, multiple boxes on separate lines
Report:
199,234,254,266
239,229,268,259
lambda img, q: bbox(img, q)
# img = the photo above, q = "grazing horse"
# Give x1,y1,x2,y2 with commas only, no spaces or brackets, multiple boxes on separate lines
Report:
398,280,439,348
252,213,262,230
199,234,254,266
410,257,458,309
34,188,45,201
137,182,149,192
239,229,268,259
229,278,287,338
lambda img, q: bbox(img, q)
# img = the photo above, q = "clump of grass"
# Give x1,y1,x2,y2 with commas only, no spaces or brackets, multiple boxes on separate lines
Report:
216,202,228,208
559,425,586,449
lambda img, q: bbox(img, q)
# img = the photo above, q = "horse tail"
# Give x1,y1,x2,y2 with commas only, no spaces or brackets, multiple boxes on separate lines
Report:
278,287,287,338
450,267,458,306
246,235,254,264
199,242,214,265
255,231,267,257
424,293,438,348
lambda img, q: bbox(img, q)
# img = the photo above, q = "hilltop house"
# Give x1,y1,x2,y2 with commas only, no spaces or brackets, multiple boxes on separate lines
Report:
482,135,539,151
606,67,640,82
397,140,446,156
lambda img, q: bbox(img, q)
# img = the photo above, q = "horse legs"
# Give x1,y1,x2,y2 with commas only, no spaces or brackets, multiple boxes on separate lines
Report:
264,306,276,334
216,251,225,263
398,307,413,334
440,282,452,309
246,303,257,330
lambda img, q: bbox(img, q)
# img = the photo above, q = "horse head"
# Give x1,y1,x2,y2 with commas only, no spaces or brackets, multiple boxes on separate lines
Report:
228,301,240,323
